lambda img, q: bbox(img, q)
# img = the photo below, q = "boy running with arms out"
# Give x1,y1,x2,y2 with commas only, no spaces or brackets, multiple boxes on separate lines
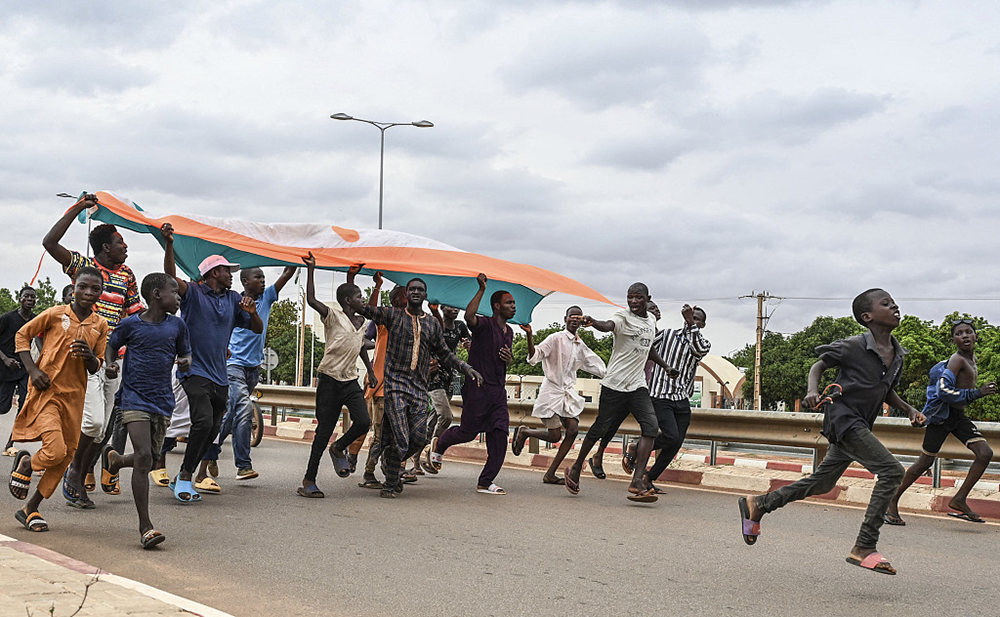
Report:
511,306,606,484
8,268,107,532
739,289,925,575
298,254,376,498
563,283,674,503
103,273,192,548
886,319,997,525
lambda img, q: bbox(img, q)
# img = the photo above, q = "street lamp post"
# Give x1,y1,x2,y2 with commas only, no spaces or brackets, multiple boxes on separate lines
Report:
330,113,433,230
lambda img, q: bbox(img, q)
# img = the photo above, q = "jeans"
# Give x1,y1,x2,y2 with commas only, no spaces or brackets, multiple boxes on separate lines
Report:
646,397,691,481
204,365,259,469
757,426,904,549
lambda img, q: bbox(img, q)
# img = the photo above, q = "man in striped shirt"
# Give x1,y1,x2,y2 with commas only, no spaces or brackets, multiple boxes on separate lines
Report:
641,304,710,492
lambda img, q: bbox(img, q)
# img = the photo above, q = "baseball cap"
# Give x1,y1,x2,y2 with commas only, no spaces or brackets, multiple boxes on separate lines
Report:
198,255,241,277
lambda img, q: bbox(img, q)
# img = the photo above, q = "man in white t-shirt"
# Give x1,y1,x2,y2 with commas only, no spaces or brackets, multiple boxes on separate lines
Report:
563,283,677,503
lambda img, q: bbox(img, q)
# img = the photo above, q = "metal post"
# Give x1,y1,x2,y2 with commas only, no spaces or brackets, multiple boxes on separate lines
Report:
709,440,718,465
932,457,942,489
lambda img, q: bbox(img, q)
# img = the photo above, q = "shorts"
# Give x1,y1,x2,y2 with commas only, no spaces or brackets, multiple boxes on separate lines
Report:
922,407,985,456
122,410,170,456
585,386,658,440
541,415,564,429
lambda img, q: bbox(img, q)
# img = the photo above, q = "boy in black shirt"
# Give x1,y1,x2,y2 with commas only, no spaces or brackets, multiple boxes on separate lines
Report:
1,287,37,456
738,289,925,575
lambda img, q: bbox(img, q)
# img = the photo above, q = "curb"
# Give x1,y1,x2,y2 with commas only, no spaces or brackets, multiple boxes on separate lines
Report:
0,534,234,617
262,420,1000,521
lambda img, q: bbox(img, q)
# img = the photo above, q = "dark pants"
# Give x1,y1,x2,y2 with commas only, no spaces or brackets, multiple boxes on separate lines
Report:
437,384,508,488
181,376,229,475
756,426,903,549
646,397,692,481
2,376,27,448
305,374,369,482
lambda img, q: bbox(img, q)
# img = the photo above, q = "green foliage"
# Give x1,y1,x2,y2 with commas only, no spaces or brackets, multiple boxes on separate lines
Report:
262,298,324,385
0,288,14,315
727,311,1000,421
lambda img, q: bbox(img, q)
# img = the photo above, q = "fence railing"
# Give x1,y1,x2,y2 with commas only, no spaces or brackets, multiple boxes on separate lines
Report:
256,384,1000,487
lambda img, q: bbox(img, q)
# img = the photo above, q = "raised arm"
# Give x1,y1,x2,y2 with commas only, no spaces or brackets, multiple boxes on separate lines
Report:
368,271,383,307
579,315,614,333
302,252,329,319
42,194,97,268
160,223,188,296
273,265,296,294
346,263,363,287
520,323,535,360
465,273,488,329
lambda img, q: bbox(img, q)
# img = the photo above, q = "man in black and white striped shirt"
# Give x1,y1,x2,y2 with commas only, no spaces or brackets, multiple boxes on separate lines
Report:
641,303,710,492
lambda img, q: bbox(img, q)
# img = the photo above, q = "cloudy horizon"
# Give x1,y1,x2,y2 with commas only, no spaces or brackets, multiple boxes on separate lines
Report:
3,1,1000,356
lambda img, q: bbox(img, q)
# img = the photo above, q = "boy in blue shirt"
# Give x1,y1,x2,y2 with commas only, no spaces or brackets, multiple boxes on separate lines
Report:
886,319,997,525
103,273,191,548
738,289,925,575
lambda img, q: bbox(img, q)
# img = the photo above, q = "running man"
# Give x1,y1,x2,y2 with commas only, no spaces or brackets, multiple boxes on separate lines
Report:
431,274,511,495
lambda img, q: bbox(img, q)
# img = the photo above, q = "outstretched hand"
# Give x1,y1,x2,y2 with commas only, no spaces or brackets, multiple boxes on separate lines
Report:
519,324,532,335
302,252,316,268
347,263,364,277
476,273,488,289
373,271,383,286
160,222,174,242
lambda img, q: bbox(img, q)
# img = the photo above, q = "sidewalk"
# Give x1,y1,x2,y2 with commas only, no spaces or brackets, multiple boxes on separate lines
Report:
267,418,1000,521
0,533,232,617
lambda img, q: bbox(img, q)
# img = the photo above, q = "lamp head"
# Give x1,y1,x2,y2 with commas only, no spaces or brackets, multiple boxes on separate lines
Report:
330,113,354,121
412,120,434,128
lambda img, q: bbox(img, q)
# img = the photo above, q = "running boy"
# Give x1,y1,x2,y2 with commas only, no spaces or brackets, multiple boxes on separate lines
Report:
738,289,925,575
102,273,191,548
298,254,376,498
885,319,997,525
8,268,107,532
563,283,674,503
511,306,606,485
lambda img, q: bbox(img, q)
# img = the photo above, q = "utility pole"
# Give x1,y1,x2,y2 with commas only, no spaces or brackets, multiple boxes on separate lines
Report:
740,291,774,410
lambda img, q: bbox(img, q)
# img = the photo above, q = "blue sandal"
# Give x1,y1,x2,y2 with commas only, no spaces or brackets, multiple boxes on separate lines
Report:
169,476,202,503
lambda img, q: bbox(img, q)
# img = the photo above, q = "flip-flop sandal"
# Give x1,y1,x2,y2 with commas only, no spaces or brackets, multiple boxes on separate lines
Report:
9,450,31,500
15,509,48,532
66,493,96,509
627,487,658,503
348,453,358,473
564,466,580,495
948,511,986,523
62,471,82,502
429,451,443,471
587,456,606,480
510,426,524,456
141,529,165,549
2,446,19,457
476,483,506,495
738,496,761,545
358,479,383,490
194,478,221,493
884,512,906,526
621,448,636,475
170,477,201,503
84,472,97,492
542,476,566,485
100,445,120,495
422,449,439,475
328,446,351,478
297,484,325,498
846,552,896,575
150,468,170,488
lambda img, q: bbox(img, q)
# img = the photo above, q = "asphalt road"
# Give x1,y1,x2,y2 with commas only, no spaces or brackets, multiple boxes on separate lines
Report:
2,411,998,617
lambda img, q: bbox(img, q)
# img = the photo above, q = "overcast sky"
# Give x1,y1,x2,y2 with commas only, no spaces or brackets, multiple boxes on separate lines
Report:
3,0,1000,356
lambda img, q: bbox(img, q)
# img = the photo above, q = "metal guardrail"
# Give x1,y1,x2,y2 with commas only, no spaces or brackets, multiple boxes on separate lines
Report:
256,384,1000,486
